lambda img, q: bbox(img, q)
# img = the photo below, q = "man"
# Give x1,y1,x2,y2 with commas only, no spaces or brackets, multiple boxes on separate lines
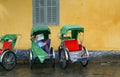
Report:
33,34,51,54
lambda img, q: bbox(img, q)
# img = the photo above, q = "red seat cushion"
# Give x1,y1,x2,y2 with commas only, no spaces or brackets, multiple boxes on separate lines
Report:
2,42,12,50
64,39,80,52
0,42,12,55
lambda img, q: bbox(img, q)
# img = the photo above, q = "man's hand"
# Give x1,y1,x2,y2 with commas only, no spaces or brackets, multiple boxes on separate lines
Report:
43,42,47,46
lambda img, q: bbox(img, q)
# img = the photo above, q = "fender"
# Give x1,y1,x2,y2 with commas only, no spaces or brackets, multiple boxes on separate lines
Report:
64,48,69,60
29,50,33,60
85,48,89,56
83,46,89,57
0,50,9,62
52,49,55,59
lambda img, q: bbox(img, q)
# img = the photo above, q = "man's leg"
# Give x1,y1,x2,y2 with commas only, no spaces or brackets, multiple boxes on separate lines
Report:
41,39,51,54
45,39,50,49
44,45,50,54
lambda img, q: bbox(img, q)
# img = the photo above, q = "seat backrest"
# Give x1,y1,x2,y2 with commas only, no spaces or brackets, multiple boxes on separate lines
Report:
0,50,2,54
2,42,12,50
63,39,79,52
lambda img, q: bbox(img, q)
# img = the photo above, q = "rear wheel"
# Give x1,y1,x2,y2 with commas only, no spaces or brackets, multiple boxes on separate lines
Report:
59,49,68,69
81,60,88,67
81,47,89,67
2,51,16,71
50,59,55,68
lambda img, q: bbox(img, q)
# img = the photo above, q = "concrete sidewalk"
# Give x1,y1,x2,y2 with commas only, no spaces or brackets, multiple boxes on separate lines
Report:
0,62,119,77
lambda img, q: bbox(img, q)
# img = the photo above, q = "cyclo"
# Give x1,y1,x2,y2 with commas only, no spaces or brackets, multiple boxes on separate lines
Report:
0,34,20,71
29,26,55,69
58,25,89,69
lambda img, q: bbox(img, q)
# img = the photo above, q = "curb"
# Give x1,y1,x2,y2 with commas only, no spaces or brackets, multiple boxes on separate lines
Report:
14,50,120,63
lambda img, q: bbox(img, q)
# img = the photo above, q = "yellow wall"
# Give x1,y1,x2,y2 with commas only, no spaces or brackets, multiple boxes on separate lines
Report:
0,0,120,50
0,0,32,49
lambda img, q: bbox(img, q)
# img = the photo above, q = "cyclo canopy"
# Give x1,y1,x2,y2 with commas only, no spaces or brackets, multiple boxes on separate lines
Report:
31,26,51,41
0,34,17,50
60,25,84,39
30,26,51,63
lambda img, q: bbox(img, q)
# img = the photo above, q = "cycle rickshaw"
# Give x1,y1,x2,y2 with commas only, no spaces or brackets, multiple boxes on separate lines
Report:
29,26,55,69
58,25,89,69
0,34,19,71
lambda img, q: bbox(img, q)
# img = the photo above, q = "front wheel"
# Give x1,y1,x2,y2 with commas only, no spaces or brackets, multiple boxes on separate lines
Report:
50,59,55,68
50,47,55,68
2,51,17,71
59,49,68,69
81,60,89,67
81,46,89,67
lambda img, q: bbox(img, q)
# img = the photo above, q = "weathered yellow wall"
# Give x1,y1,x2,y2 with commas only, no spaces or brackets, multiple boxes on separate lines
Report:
51,0,120,50
0,0,32,49
0,0,120,50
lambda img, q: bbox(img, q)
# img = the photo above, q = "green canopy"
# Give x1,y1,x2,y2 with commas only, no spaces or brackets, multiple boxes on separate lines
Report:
31,26,51,41
60,25,84,39
0,34,17,41
60,25,84,35
0,34,17,50
31,26,51,36
31,26,50,63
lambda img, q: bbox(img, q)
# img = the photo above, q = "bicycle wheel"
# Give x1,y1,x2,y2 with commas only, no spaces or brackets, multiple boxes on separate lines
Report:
2,51,16,71
80,46,89,67
59,49,68,69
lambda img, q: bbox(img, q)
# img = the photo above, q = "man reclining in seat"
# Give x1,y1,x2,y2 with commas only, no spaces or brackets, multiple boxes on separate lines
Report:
32,34,51,55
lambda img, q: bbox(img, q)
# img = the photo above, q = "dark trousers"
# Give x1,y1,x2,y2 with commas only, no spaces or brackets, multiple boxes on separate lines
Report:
41,39,50,54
